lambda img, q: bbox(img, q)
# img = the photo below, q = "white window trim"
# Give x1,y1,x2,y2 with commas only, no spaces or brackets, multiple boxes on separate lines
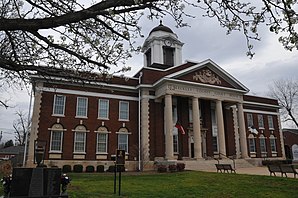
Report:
73,131,87,154
95,131,110,154
49,130,63,153
98,99,110,120
75,97,88,118
52,95,66,116
119,101,129,121
117,132,130,154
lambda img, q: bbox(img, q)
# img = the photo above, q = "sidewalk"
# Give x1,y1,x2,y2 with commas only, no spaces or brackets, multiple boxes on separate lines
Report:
224,166,297,179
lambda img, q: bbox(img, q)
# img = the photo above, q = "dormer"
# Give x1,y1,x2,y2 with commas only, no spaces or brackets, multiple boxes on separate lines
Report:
142,21,184,69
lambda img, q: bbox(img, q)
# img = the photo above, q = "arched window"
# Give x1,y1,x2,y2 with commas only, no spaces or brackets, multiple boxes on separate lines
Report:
48,123,65,152
269,134,277,155
248,134,256,154
116,127,131,153
95,126,110,154
259,134,267,154
73,125,89,153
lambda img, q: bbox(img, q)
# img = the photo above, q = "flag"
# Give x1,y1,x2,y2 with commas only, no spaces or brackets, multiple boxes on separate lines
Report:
175,122,186,135
248,126,258,134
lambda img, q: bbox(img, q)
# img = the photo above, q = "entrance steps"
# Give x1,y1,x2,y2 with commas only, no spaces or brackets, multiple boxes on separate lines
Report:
183,158,255,171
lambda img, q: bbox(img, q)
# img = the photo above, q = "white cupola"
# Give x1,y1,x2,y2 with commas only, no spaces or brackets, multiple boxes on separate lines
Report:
142,21,184,69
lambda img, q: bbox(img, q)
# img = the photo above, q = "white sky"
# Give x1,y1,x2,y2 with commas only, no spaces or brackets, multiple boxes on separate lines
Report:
1,3,298,142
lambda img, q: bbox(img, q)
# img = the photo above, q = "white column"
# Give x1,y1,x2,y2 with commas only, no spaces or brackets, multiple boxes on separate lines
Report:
237,103,249,158
164,94,174,160
232,106,241,159
141,90,150,162
192,97,202,159
277,109,286,159
216,100,226,156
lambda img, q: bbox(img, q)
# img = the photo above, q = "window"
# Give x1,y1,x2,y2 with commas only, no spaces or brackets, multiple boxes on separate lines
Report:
173,134,179,153
97,133,108,153
163,46,174,66
268,115,274,129
248,134,256,153
270,135,277,153
257,115,264,128
246,113,254,127
49,124,64,152
53,95,66,115
76,97,88,117
118,134,128,152
73,125,88,153
50,131,63,152
119,101,129,120
117,128,130,153
95,126,109,153
259,135,267,153
74,132,86,153
98,99,109,119
145,49,151,67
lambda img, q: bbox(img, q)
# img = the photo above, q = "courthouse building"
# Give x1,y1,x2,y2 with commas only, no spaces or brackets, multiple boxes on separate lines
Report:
26,23,285,170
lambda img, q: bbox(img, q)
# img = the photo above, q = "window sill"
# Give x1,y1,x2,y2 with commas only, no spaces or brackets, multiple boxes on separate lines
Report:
96,152,108,155
118,119,129,122
75,116,88,119
49,151,62,154
98,117,109,120
51,114,65,117
73,152,86,154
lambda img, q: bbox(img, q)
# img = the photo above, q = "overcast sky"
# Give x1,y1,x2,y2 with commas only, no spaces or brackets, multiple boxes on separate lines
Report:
1,3,298,142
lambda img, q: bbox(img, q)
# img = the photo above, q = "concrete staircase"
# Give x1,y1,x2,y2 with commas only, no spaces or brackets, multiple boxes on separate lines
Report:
183,158,255,172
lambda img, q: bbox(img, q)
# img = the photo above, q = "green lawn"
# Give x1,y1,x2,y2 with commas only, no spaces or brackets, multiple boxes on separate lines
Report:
67,171,298,198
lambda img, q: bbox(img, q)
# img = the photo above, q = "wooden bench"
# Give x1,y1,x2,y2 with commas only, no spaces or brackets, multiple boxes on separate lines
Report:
280,165,298,178
215,164,236,173
267,164,282,176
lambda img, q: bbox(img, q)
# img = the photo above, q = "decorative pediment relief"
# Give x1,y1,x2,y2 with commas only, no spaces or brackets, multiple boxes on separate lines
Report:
193,69,221,85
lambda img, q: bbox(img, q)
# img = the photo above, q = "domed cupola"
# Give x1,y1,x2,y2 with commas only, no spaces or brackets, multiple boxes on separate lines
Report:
142,21,184,69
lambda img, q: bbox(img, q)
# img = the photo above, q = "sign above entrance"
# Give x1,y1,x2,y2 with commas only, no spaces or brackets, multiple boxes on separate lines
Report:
162,83,243,102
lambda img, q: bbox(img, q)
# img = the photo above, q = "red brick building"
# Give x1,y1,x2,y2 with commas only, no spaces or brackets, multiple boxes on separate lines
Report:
26,23,285,170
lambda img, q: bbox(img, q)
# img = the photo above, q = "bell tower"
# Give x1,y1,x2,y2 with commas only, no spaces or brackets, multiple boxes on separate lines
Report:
142,21,184,69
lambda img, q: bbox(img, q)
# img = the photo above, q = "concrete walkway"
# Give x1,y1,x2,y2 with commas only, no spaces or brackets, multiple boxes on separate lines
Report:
202,166,297,179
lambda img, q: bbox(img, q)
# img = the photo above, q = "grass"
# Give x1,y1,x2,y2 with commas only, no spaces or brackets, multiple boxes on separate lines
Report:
67,171,298,198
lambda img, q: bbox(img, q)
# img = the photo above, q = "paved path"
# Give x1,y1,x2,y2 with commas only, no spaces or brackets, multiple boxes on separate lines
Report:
201,166,297,179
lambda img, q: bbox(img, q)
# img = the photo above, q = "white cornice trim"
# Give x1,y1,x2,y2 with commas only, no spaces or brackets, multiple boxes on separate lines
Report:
154,78,248,94
37,87,139,101
243,109,280,115
244,101,280,109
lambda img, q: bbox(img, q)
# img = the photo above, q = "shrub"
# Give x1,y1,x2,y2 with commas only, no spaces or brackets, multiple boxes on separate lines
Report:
62,165,72,173
176,163,185,171
168,164,177,172
73,164,83,173
96,165,105,172
86,165,95,173
157,165,167,173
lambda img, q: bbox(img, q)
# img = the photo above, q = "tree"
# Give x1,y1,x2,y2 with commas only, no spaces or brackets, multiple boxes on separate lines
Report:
269,79,298,128
4,140,14,148
0,0,297,104
12,110,31,146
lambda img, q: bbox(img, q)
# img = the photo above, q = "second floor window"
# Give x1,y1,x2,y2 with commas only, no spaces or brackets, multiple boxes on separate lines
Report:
119,101,129,121
76,97,88,117
98,99,109,119
246,113,254,127
258,115,264,128
268,115,274,129
53,95,66,116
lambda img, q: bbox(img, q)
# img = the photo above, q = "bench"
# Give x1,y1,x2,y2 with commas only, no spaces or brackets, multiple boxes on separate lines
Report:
267,164,282,176
280,165,298,178
215,164,236,173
